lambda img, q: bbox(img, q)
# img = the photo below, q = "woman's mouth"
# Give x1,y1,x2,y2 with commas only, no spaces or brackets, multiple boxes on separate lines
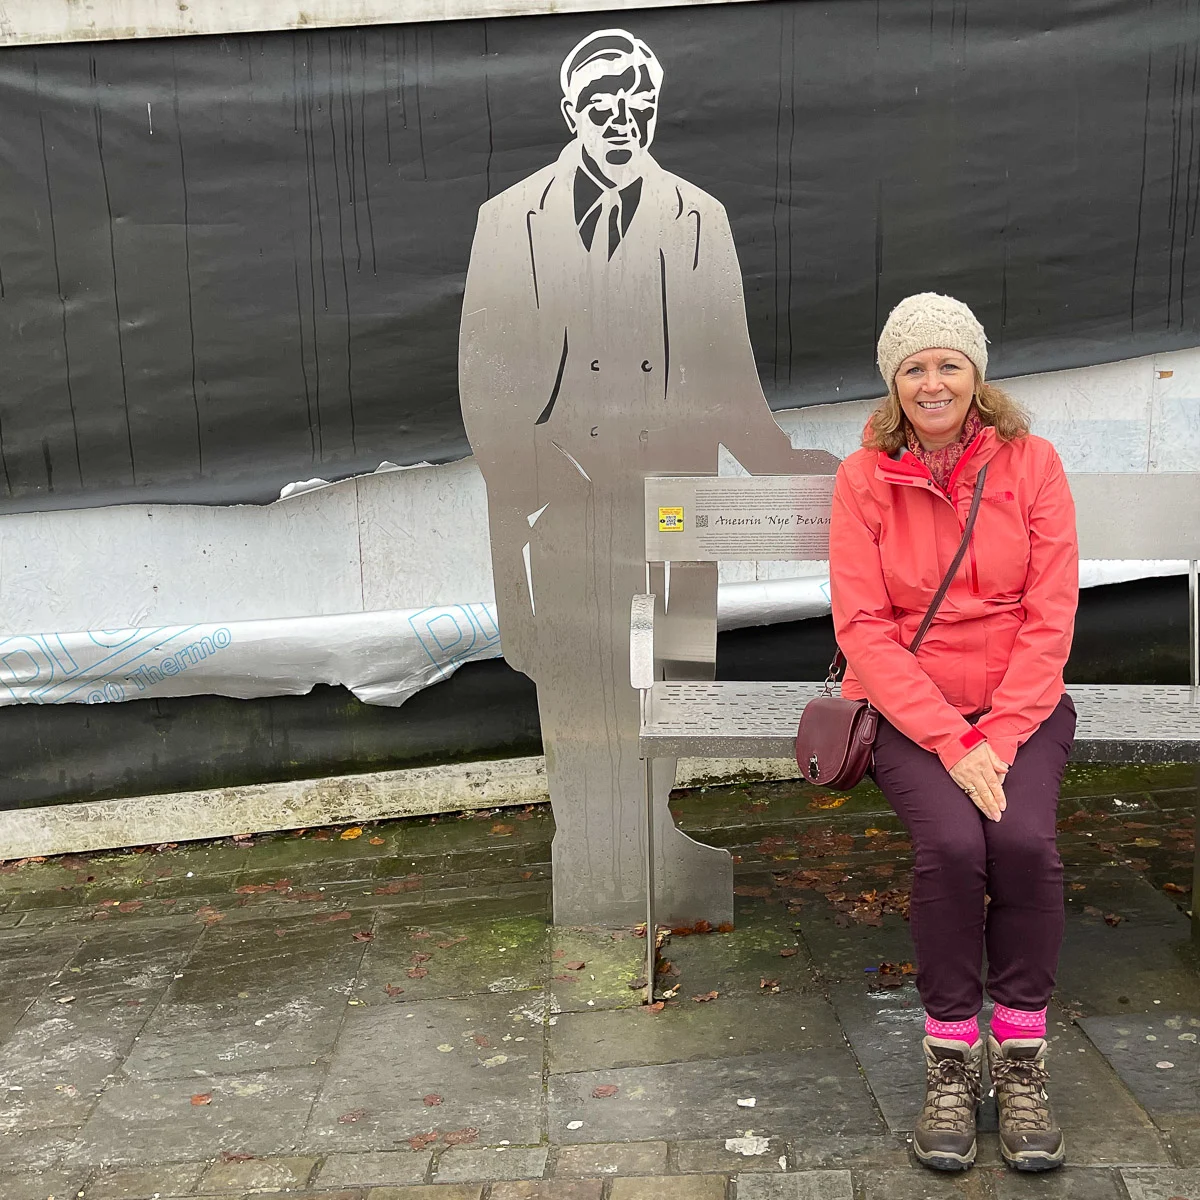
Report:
918,399,953,411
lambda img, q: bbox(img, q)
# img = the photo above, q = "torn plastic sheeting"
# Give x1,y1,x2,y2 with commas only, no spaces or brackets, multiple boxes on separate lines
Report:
0,605,502,709
0,561,1184,708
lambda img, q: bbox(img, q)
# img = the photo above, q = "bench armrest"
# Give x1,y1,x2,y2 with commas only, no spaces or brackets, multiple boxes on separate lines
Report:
630,594,657,691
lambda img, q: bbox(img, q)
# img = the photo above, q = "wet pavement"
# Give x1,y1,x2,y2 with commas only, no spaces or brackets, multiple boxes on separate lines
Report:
0,762,1197,1199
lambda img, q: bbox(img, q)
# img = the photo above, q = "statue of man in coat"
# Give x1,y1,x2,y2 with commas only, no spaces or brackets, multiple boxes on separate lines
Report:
459,28,836,926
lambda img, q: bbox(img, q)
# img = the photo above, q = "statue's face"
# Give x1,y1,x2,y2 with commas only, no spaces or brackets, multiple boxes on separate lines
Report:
563,64,658,183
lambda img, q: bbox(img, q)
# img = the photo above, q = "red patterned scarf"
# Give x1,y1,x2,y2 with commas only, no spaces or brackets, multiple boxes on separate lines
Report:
905,405,984,492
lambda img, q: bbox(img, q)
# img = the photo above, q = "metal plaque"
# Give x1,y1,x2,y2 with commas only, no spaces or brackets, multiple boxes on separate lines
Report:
645,475,836,562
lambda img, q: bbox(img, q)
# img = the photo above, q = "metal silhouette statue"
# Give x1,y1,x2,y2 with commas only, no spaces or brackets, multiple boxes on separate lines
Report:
459,29,837,926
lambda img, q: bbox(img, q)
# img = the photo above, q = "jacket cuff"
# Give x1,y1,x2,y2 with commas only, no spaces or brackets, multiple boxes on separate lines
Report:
936,725,987,771
982,734,1018,768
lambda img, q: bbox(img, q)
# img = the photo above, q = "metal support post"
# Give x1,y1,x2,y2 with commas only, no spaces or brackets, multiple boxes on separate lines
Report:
643,755,657,1004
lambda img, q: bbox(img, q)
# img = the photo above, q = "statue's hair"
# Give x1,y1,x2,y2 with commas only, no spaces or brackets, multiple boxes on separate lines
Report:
863,377,1030,452
560,29,663,102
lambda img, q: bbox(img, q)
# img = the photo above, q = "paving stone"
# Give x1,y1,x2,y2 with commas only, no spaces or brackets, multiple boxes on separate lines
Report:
365,1188,483,1199
657,907,820,999
0,1126,79,1172
490,1184,603,1200
433,1146,549,1182
856,1168,993,1198
357,911,548,1004
984,1164,1127,1197
1078,1013,1200,1116
548,928,645,1012
549,991,841,1074
1056,869,1200,1017
609,1178,726,1199
673,1137,785,1173
316,1150,433,1187
123,912,368,1079
549,1048,882,1142
305,993,545,1151
84,1161,207,1198
1158,1114,1200,1166
1122,1167,1200,1200
63,1066,324,1167
198,1153,318,1191
0,1168,90,1200
734,1172,854,1200
553,1141,667,1177
786,1133,912,1170
0,929,83,1044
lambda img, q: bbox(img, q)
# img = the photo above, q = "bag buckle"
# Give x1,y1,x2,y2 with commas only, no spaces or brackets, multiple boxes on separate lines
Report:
808,753,820,780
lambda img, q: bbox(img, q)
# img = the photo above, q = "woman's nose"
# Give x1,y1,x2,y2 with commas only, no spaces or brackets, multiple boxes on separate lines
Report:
919,371,943,393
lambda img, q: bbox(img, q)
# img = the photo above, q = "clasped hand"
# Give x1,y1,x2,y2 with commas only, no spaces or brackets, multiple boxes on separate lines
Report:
948,743,1010,822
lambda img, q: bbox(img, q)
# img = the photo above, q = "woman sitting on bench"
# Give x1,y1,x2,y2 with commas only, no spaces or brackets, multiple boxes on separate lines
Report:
829,292,1079,1174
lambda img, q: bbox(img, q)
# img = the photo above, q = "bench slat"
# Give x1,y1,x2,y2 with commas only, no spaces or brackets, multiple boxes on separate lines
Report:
640,682,1200,764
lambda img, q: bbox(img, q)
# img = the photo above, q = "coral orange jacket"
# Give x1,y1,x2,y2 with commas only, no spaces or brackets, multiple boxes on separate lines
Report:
830,425,1079,771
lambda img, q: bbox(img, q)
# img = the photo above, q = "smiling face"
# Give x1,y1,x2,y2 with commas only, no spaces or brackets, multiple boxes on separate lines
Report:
894,349,977,451
562,63,658,187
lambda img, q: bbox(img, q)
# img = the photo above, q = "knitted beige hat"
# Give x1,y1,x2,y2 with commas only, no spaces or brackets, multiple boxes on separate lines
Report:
876,292,988,391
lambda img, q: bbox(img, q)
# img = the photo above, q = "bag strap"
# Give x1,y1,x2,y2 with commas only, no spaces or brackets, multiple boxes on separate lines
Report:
826,462,990,685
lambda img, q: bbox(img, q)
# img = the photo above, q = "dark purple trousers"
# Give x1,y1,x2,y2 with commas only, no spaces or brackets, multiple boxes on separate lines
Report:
870,694,1077,1021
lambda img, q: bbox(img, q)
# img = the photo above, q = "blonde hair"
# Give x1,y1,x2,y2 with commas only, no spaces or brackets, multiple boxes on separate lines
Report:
863,376,1030,453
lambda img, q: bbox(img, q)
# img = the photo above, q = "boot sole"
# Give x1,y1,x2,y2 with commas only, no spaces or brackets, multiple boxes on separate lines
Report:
1002,1146,1065,1173
913,1141,976,1172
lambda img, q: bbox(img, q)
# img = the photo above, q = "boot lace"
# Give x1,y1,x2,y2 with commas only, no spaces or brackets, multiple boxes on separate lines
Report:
990,1056,1052,1132
921,1056,982,1131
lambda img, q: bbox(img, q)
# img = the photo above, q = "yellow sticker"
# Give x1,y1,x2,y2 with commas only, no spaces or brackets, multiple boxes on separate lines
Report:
658,506,684,532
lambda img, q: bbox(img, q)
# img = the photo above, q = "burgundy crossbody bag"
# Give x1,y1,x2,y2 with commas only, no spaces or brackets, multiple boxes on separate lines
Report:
795,463,990,788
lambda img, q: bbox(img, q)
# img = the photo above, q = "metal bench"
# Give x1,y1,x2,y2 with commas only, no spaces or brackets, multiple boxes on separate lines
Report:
631,471,1200,994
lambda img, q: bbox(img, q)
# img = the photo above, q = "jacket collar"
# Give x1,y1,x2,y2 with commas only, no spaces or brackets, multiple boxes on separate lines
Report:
873,424,999,490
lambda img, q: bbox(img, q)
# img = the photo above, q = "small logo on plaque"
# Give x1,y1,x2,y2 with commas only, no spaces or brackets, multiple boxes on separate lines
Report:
658,506,684,532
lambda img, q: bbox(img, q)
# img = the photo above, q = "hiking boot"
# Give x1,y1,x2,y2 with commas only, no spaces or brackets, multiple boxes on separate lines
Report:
913,1036,983,1171
987,1035,1066,1171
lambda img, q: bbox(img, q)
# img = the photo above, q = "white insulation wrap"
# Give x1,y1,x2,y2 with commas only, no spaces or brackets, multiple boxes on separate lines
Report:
0,346,1194,709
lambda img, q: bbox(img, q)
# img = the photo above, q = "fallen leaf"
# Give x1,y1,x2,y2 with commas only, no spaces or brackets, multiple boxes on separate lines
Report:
808,795,849,810
592,1084,619,1098
779,947,799,958
1164,882,1192,894
352,931,374,942
313,911,352,923
717,923,734,933
195,906,224,926
490,824,515,836
369,836,385,846
407,967,429,979
411,952,432,964
191,1093,213,1106
218,1151,255,1163
340,827,363,840
473,1034,491,1048
552,974,579,983
1104,912,1124,926
565,961,586,971
274,929,287,937
693,990,719,1003
409,1132,438,1150
117,900,143,913
760,978,781,992
338,1108,367,1124
1132,837,1161,848
423,1094,443,1107
410,930,433,940
646,1000,666,1012
384,984,405,997
437,936,468,950
443,1127,479,1146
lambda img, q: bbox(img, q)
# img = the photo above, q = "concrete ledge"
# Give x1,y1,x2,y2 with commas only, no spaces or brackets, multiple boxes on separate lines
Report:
0,755,799,861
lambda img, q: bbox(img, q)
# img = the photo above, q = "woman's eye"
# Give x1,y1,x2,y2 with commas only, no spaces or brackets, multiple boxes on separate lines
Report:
941,364,960,372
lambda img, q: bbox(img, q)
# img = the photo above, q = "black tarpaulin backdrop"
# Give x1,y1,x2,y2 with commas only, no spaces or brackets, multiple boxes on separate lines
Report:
0,0,1196,512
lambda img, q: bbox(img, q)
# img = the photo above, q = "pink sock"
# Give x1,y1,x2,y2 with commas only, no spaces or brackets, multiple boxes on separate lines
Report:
991,1004,1047,1043
925,1013,980,1046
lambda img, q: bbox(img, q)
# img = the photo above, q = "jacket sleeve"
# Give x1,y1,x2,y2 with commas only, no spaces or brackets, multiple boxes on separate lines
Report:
830,466,988,771
973,447,1078,766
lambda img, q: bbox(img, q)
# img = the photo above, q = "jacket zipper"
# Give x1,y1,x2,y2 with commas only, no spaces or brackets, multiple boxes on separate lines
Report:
878,435,984,597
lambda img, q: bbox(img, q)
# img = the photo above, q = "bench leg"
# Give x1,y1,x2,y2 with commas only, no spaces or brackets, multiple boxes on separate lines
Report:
644,755,656,1004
